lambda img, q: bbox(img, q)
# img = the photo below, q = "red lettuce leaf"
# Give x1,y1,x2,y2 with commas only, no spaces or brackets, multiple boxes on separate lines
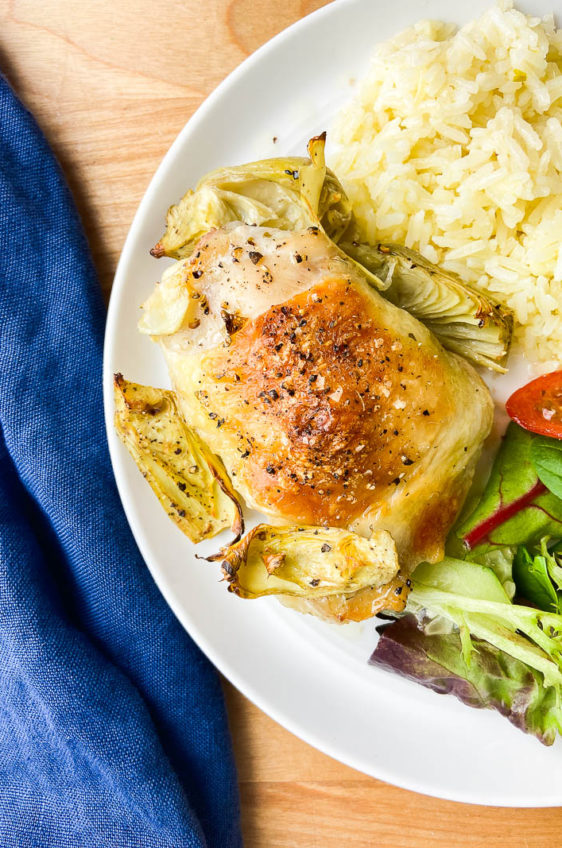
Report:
457,423,562,555
370,614,562,745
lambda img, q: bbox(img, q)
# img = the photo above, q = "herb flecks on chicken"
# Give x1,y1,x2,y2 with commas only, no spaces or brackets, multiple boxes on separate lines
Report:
141,223,493,573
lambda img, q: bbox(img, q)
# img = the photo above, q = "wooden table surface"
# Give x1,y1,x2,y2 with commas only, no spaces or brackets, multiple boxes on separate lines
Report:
2,1,561,844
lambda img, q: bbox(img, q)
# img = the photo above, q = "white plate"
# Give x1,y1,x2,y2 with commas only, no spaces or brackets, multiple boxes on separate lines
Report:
104,0,562,806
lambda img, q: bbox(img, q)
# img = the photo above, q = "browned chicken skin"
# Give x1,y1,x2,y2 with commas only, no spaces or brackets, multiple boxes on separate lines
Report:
201,275,455,531
141,223,493,577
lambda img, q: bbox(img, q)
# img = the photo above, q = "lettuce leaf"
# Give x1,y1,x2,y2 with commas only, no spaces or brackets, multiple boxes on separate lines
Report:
456,423,562,555
374,424,562,744
371,614,562,745
471,547,516,598
531,437,562,500
513,538,562,613
373,556,562,743
408,558,562,688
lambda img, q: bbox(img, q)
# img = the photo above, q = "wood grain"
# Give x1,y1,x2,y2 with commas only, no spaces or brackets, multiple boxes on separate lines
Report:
225,685,561,847
2,0,561,843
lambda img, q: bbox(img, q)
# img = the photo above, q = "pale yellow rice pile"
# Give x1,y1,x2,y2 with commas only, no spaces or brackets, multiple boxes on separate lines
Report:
331,2,562,368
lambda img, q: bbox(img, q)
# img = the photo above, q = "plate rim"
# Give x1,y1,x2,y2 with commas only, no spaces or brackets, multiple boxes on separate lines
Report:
103,0,562,808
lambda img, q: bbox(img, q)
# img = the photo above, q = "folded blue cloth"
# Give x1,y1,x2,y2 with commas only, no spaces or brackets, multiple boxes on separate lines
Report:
0,77,241,848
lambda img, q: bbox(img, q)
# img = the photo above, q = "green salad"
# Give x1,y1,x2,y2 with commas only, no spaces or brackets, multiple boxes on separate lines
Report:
372,405,562,745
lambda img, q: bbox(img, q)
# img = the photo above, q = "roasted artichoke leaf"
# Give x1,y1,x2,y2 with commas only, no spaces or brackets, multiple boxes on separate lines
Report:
138,258,196,336
299,133,353,241
207,523,401,600
114,374,243,543
151,134,353,260
341,241,513,372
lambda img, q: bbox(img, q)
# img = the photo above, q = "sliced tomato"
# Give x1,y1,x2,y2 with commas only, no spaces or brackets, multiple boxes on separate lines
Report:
506,370,562,439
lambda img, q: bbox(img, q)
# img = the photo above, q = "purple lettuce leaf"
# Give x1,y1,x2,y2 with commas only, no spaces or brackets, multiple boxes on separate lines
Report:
370,614,562,745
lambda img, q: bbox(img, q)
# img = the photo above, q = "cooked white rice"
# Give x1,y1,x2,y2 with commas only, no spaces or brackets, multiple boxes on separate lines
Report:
331,2,562,368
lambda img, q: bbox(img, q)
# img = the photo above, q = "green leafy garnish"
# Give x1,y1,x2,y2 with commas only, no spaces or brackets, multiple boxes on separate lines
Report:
470,547,516,598
513,538,562,613
457,423,562,555
408,558,562,690
376,425,562,744
372,614,562,745
531,436,562,500
513,543,560,613
372,552,562,743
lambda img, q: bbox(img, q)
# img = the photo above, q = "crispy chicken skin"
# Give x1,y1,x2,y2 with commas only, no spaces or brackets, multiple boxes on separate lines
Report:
142,223,493,572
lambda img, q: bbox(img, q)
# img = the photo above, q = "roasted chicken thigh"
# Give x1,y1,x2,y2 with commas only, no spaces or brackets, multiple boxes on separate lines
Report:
139,223,493,572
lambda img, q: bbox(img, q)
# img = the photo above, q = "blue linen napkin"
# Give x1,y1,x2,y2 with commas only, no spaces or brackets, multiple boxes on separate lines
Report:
0,77,242,848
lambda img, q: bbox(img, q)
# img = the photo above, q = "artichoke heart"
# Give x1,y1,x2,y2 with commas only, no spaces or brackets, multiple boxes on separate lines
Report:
340,241,513,372
207,523,403,600
114,374,243,543
150,133,353,261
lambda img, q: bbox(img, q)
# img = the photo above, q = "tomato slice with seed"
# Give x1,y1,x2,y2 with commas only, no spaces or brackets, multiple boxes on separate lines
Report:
506,370,562,439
